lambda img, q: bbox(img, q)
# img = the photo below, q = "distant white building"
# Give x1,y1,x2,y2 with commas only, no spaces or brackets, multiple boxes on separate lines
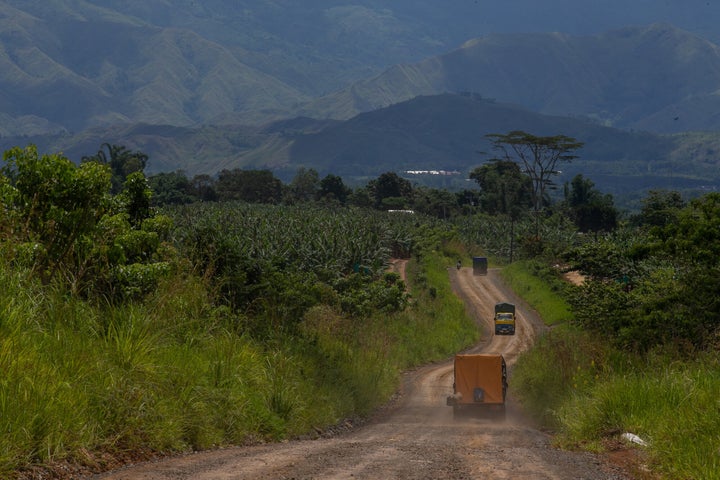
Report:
404,170,461,176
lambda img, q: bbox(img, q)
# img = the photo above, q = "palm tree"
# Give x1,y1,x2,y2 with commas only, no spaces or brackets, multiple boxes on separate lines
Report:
82,143,148,194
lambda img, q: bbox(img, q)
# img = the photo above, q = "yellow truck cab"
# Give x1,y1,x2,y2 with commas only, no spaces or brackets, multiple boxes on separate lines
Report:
494,302,516,335
446,353,507,418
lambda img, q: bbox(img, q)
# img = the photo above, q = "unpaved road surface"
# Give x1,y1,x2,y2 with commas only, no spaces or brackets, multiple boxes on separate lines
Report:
90,267,631,480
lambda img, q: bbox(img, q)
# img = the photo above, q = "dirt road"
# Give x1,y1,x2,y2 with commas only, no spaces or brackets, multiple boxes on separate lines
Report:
90,267,631,480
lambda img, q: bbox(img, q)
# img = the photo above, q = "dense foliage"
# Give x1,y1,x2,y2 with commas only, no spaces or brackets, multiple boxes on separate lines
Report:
562,192,720,351
2,137,718,479
0,144,480,477
165,202,420,331
508,262,720,480
0,145,172,300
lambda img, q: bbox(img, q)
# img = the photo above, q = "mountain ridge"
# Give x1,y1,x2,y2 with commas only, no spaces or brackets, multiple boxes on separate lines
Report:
1,2,720,200
297,23,720,133
2,2,720,135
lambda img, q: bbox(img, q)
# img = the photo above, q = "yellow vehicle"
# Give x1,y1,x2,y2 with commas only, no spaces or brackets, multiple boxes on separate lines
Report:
446,353,507,418
494,302,516,335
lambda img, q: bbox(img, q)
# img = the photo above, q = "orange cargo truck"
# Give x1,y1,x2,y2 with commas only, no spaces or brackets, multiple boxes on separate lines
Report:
446,353,507,418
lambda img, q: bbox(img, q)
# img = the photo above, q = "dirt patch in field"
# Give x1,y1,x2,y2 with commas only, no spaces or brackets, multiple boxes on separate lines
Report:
562,270,586,286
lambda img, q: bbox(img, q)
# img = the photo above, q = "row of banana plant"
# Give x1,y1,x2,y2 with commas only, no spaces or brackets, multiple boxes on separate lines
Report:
168,202,416,276
454,212,579,262
164,202,421,324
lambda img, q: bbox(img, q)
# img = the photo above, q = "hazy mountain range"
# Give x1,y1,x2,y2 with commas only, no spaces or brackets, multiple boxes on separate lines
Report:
1,1,720,200
301,23,720,133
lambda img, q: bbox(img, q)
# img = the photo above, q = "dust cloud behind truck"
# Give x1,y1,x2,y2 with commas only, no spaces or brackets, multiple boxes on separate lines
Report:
446,353,507,418
494,302,516,335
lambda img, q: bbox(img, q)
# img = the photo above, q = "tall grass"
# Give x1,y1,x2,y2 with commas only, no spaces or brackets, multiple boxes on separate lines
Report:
552,350,720,479
390,247,479,365
0,221,478,477
500,260,572,326
0,269,100,474
0,264,294,476
509,260,720,479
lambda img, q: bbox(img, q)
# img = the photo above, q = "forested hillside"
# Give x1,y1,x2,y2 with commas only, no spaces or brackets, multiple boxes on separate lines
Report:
304,23,720,133
0,0,491,135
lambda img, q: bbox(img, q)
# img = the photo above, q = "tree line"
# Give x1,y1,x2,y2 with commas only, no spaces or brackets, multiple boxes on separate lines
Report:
144,131,618,234
0,132,622,304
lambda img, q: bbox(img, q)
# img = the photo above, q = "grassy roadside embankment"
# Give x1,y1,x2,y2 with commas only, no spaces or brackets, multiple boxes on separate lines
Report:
0,245,478,478
504,260,720,480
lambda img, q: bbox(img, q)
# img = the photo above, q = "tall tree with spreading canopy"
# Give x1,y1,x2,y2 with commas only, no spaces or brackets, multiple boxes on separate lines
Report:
470,159,533,261
486,131,583,236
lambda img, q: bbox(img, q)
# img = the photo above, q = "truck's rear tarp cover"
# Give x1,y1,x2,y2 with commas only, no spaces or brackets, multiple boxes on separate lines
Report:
454,354,505,404
495,303,515,313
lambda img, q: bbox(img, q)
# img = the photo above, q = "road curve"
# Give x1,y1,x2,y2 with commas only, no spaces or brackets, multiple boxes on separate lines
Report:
90,267,630,480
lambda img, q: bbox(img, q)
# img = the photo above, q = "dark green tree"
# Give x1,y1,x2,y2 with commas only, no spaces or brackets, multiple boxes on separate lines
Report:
319,174,351,204
148,171,195,206
456,189,482,210
120,172,153,227
563,174,618,234
348,187,374,208
215,169,283,203
634,189,685,229
367,172,413,210
469,160,532,216
1,145,111,285
287,167,320,203
567,192,720,350
470,160,533,261
413,186,458,219
189,174,217,202
1,145,171,299
82,143,148,194
649,193,720,348
657,192,720,264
